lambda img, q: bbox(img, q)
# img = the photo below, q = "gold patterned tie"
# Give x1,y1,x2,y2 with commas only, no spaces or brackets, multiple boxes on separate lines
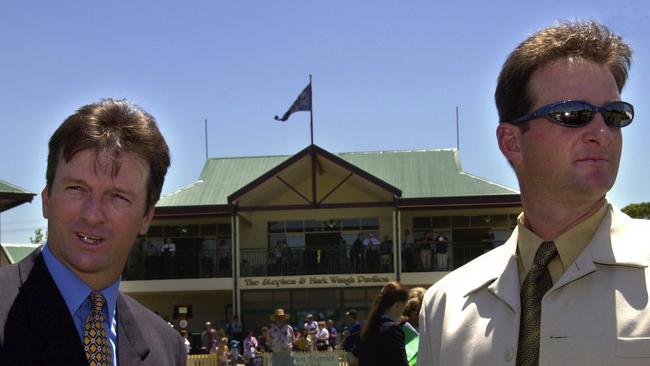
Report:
517,241,557,366
83,292,112,366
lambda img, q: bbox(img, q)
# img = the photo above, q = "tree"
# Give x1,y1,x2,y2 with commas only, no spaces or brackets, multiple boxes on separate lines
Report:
621,202,650,220
29,228,47,244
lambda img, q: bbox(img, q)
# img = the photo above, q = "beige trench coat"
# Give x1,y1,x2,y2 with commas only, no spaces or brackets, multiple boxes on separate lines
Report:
418,205,650,366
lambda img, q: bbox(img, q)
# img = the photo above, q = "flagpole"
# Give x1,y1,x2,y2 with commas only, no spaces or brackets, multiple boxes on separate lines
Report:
205,118,208,160
309,74,314,145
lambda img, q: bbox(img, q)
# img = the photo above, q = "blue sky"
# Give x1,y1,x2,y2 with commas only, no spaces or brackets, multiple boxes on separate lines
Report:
1,1,649,243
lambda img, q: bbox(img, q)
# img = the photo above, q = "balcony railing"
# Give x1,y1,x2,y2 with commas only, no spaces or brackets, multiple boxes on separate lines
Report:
122,249,232,280
240,247,395,277
122,241,505,280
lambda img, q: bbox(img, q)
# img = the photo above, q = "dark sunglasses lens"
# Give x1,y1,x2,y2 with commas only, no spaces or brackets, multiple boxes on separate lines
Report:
548,101,593,126
603,102,634,127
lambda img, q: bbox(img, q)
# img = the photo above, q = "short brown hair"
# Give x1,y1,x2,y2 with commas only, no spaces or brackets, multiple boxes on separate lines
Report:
495,20,632,125
46,98,171,211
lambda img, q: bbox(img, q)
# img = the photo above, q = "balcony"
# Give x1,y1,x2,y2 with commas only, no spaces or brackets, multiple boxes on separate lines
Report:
240,246,396,276
122,249,232,280
122,240,506,280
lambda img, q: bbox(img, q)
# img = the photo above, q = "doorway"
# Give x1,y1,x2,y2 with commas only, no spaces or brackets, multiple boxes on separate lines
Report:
304,232,342,273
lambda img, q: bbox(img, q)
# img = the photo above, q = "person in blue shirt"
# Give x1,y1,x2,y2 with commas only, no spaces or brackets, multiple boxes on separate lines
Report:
0,99,185,366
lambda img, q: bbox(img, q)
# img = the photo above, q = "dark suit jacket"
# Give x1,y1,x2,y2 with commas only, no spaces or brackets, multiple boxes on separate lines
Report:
356,316,408,366
0,250,186,366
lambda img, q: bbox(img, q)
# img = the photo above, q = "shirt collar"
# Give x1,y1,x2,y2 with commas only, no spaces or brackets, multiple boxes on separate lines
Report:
42,244,120,320
517,200,608,275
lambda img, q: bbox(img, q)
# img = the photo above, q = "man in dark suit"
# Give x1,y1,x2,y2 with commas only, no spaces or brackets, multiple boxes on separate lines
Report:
0,99,185,365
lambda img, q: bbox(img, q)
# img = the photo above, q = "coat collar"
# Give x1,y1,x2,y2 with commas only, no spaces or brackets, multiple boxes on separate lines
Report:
460,205,650,313
554,205,649,289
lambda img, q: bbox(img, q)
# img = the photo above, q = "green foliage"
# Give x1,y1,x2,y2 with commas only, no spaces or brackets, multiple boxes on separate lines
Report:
29,228,48,244
621,202,650,220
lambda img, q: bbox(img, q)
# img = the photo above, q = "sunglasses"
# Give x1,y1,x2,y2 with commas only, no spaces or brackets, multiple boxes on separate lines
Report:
509,100,634,128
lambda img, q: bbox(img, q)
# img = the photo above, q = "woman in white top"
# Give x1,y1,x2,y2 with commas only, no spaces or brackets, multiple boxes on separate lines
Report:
315,321,330,351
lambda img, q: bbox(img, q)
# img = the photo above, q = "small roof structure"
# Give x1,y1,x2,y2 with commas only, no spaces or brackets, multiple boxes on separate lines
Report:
0,179,36,212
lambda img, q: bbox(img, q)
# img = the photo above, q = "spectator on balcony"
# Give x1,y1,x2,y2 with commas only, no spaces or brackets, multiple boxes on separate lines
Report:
482,229,495,253
161,237,176,276
199,238,215,276
363,233,381,272
350,233,364,272
402,230,415,272
270,240,283,275
419,232,434,271
380,235,393,272
334,235,346,272
435,232,449,271
218,239,230,274
144,238,159,277
280,239,290,274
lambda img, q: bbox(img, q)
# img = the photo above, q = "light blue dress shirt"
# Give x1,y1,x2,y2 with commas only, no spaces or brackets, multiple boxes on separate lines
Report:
42,244,119,366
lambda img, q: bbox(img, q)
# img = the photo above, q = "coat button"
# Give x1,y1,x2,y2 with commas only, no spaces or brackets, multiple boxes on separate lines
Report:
504,347,514,362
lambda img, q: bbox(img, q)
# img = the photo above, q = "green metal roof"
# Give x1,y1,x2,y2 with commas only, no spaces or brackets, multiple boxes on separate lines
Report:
0,179,32,195
1,243,40,264
157,147,518,207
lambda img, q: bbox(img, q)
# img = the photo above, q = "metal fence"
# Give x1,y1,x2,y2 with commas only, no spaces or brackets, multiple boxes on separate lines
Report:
187,351,349,366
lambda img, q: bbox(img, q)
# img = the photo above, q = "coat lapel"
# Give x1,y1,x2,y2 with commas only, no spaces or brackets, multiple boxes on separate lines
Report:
460,228,521,314
17,251,88,365
117,293,150,366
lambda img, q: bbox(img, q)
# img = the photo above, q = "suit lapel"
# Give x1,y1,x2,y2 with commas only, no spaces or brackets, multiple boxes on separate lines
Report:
117,293,150,366
460,229,521,314
17,251,88,365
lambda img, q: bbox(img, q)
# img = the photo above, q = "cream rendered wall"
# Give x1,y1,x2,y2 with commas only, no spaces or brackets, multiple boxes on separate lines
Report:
128,290,232,334
398,206,521,235
150,217,232,228
261,174,391,207
238,207,396,249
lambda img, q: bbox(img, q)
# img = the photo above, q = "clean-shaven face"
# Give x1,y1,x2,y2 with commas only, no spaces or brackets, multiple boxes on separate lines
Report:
42,148,154,289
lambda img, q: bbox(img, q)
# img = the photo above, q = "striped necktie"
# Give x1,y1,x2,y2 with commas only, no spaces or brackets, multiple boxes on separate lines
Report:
83,292,112,366
517,241,557,366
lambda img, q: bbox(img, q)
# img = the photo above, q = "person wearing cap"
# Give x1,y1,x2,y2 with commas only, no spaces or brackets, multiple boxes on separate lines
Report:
304,314,318,351
342,309,363,365
268,308,295,366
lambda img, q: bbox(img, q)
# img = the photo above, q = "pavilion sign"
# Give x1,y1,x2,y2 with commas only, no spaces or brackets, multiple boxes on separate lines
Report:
240,274,394,290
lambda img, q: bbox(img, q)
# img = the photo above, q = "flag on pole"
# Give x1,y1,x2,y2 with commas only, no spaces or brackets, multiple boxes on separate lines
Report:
274,83,312,122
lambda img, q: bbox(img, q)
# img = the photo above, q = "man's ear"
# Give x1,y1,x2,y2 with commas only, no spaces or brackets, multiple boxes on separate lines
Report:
496,123,523,167
139,206,155,236
41,186,50,219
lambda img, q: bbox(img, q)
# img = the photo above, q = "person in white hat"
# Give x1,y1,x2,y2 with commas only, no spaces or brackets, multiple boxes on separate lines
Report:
268,308,295,366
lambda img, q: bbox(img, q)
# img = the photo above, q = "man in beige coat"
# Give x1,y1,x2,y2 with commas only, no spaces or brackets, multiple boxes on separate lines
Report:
418,21,650,365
